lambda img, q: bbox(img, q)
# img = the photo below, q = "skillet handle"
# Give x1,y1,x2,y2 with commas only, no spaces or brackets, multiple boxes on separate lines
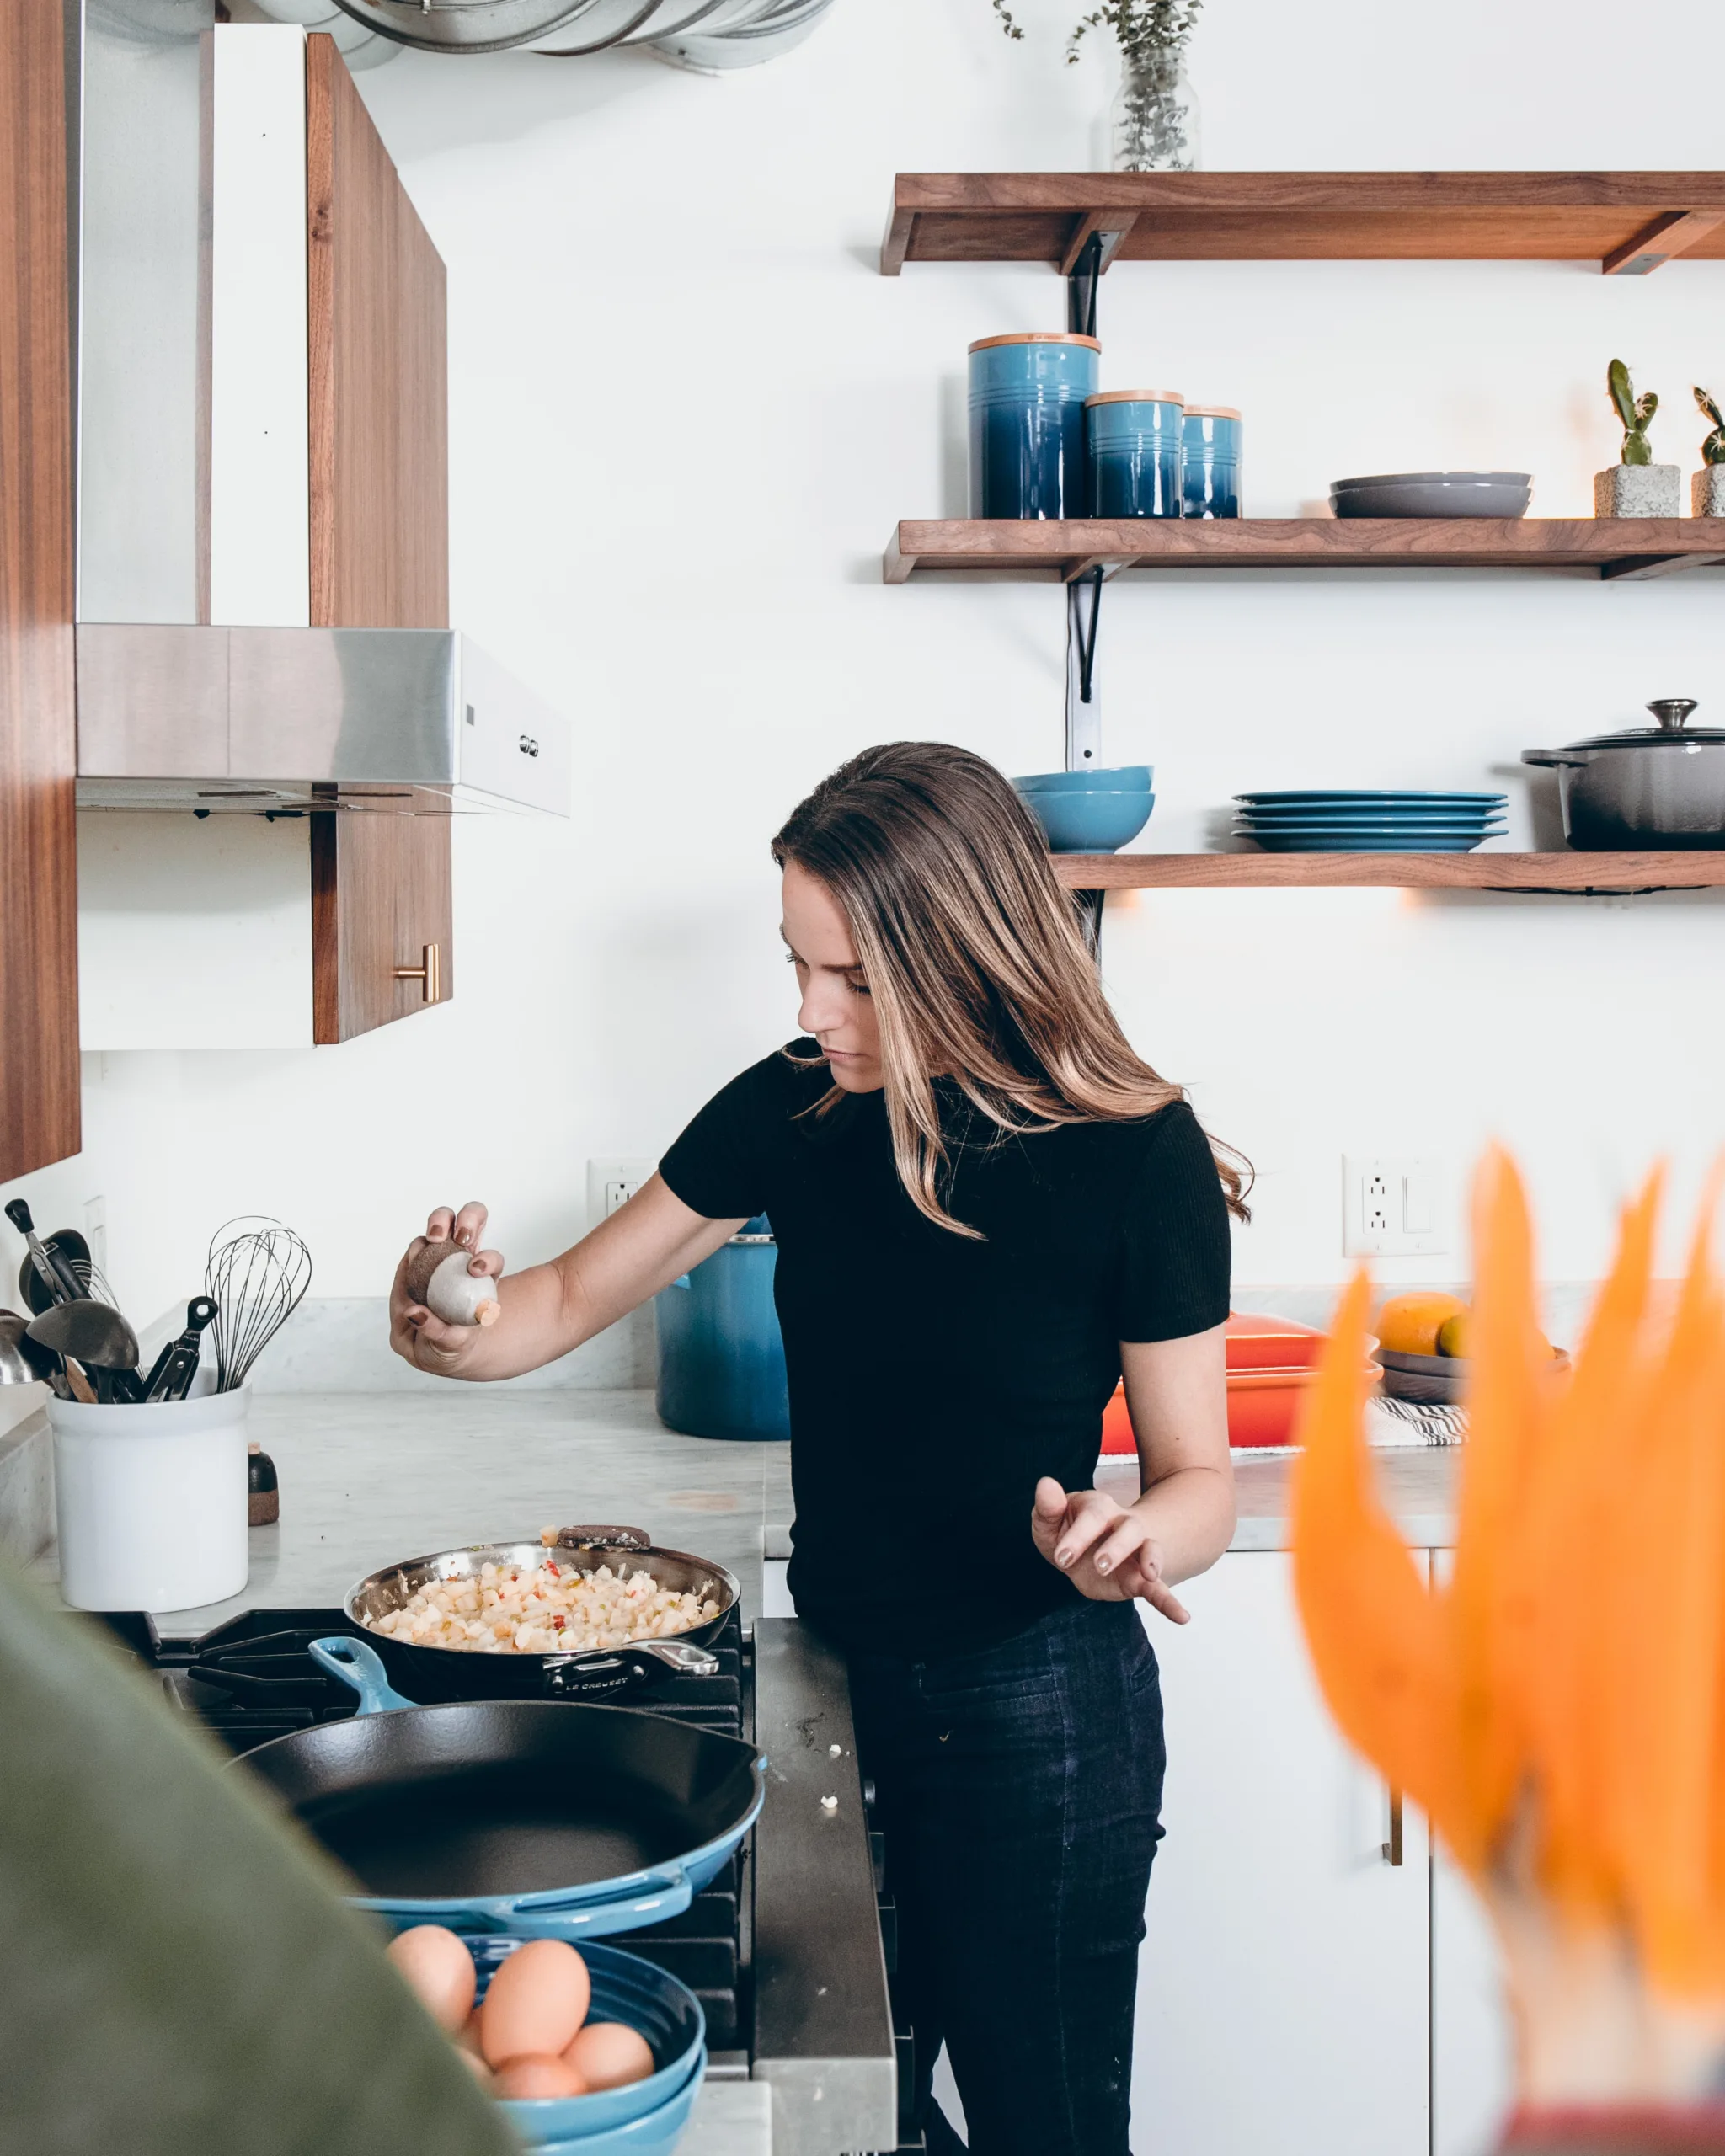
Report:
552,1524,652,1553
542,1639,721,1699
506,1869,696,1937
309,1635,418,1716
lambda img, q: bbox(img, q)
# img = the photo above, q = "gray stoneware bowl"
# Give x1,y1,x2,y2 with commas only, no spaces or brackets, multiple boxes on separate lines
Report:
1331,472,1532,519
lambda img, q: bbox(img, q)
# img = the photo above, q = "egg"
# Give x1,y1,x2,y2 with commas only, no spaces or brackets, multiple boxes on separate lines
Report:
479,1939,591,2067
492,2054,590,2101
455,2009,485,2057
564,2020,656,2092
385,1924,477,2034
405,1241,500,1329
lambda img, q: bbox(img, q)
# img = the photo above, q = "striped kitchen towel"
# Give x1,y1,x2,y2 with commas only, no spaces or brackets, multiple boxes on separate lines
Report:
1368,1395,1466,1447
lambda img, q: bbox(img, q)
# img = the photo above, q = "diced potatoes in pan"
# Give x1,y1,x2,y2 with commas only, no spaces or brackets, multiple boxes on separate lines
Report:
366,1560,719,1655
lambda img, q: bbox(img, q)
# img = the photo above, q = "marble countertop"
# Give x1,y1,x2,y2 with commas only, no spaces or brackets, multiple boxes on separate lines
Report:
22,1392,1461,1629
28,1388,796,1631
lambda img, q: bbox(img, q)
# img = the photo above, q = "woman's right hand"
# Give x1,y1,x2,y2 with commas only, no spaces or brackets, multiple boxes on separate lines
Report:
390,1203,506,1376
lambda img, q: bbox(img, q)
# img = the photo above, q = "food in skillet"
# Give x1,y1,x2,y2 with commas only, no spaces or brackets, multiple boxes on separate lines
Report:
363,1554,721,1655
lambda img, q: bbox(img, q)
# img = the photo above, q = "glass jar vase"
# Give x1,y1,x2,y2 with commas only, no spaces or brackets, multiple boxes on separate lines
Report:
1110,46,1199,173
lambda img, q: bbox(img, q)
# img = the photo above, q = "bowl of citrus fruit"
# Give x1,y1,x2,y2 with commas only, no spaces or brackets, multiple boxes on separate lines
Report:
1373,1291,1566,1405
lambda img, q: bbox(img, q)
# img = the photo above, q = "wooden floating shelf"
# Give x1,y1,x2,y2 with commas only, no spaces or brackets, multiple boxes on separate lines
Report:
883,172,1725,276
885,518,1725,582
1049,852,1725,894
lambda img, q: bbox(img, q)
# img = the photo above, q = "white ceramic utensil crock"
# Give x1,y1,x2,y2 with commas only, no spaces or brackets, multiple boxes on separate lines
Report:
49,1384,251,1611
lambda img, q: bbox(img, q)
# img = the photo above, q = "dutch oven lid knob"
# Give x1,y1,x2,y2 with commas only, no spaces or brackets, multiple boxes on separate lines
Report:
1648,698,1700,732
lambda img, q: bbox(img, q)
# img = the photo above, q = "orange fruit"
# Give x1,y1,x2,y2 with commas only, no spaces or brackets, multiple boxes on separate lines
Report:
1376,1291,1466,1358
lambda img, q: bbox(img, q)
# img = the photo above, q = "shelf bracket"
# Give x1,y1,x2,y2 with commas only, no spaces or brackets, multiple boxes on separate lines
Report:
1065,566,1104,771
1601,208,1725,275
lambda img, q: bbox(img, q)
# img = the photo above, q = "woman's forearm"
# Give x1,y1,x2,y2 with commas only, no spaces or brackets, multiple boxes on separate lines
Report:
426,1258,588,1382
1130,1464,1236,1586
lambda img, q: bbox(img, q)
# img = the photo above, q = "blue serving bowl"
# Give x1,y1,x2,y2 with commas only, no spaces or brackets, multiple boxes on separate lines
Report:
1018,787,1155,854
460,1937,705,2145
532,2060,702,2155
1015,766,1153,794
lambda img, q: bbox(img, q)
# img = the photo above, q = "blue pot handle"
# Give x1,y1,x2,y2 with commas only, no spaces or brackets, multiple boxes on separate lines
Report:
310,1634,418,1715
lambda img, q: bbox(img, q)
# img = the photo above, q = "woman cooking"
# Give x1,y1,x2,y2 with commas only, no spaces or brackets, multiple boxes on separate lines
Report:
390,742,1243,2156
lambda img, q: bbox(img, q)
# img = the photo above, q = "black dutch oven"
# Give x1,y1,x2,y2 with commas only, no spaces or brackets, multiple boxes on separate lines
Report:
1524,699,1725,849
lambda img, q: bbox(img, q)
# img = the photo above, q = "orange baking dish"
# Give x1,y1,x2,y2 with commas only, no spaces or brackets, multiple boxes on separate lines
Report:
1099,1312,1357,1454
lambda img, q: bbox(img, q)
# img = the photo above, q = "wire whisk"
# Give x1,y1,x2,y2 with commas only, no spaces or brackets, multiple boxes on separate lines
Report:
205,1217,312,1392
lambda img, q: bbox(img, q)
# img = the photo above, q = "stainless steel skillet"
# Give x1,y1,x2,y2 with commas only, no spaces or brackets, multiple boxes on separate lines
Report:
344,1524,740,1703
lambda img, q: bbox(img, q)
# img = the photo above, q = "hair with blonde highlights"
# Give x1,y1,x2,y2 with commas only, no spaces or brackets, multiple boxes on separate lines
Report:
772,742,1251,1236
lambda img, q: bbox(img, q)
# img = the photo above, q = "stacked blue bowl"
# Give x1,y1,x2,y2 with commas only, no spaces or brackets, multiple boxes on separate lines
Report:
468,1937,707,2154
1233,790,1509,853
1016,766,1155,853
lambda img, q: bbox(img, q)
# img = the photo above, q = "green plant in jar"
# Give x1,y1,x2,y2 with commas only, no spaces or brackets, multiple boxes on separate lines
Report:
992,0,1204,172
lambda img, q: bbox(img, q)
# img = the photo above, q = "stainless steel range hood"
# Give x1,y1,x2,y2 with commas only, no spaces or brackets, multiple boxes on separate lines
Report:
75,625,569,813
70,1,569,816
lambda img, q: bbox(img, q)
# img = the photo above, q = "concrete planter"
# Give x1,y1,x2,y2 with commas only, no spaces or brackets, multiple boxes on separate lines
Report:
1693,467,1725,517
1594,464,1681,516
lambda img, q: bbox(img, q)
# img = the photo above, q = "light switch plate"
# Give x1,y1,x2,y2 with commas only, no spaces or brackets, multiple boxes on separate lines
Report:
586,1158,652,1230
1342,1155,1450,1257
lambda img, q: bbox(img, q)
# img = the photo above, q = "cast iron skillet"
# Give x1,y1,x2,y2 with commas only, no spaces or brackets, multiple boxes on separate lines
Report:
344,1525,740,1702
238,1634,766,1941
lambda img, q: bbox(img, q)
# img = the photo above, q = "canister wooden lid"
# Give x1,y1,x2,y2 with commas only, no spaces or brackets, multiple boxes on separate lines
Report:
968,332,1103,353
1183,404,1242,419
1084,389,1185,406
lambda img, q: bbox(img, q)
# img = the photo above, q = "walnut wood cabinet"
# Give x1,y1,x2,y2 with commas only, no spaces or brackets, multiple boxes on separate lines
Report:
305,30,454,1047
0,0,80,1182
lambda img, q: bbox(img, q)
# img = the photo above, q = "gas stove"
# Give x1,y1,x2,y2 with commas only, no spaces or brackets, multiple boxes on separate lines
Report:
87,1605,916,2154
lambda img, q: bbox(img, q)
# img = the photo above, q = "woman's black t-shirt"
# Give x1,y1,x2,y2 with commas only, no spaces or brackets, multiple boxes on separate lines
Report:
659,1044,1232,1657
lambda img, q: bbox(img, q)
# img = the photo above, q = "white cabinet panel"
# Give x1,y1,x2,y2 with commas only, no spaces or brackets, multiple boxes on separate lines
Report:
1430,1550,1514,2156
1433,1849,1513,2156
1133,1550,1430,2156
77,813,312,1049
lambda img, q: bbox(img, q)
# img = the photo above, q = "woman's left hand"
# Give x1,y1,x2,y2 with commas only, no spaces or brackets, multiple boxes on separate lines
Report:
1032,1478,1191,1624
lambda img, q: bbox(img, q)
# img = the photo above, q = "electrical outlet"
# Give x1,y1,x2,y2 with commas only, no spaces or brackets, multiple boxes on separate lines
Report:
586,1158,652,1229
83,1195,107,1273
1343,1156,1450,1257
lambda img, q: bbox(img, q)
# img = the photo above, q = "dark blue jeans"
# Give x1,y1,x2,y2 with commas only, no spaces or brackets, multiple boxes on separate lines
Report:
846,1598,1166,2156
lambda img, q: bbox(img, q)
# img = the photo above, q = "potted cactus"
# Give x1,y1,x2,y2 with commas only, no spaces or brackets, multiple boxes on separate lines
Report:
1692,387,1725,515
1595,359,1680,516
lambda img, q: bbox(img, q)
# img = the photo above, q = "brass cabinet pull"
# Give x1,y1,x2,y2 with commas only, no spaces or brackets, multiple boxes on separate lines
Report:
1382,1785,1404,1867
393,942,441,1005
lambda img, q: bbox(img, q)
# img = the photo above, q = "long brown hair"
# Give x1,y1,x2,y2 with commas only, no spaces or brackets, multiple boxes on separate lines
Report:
772,742,1251,1235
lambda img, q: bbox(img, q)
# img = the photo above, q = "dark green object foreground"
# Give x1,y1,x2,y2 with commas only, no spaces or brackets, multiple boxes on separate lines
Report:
0,1561,519,2156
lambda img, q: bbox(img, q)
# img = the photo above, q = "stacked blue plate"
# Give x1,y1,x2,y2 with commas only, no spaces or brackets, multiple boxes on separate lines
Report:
1233,790,1509,854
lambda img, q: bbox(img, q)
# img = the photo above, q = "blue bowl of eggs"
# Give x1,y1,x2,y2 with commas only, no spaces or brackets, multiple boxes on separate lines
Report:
387,1928,705,2148
1014,766,1156,854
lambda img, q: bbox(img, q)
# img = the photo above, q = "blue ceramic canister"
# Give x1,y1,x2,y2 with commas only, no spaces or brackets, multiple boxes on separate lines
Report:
969,333,1102,519
1085,390,1186,519
654,1215,790,1442
1182,405,1243,519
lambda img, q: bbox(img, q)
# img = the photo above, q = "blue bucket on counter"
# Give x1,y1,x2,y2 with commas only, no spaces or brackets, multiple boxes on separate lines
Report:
1086,391,1185,518
969,333,1100,519
655,1216,790,1443
1182,406,1242,519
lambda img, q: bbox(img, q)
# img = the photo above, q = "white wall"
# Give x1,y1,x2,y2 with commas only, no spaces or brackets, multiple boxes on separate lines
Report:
9,0,1725,1354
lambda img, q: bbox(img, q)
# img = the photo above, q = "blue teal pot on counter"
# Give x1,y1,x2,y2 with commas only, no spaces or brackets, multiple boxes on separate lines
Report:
1182,406,1242,519
1086,391,1185,518
655,1216,790,1442
969,333,1101,519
